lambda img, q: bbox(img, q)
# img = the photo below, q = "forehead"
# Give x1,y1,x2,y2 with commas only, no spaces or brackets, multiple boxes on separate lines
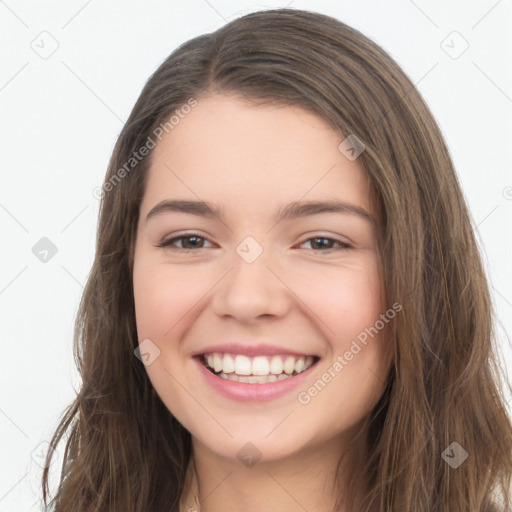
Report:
142,94,372,218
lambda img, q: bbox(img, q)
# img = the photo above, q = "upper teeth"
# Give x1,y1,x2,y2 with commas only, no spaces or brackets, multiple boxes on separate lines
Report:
204,353,315,376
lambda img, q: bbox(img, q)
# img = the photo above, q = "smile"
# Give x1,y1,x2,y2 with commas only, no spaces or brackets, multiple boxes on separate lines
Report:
201,352,318,384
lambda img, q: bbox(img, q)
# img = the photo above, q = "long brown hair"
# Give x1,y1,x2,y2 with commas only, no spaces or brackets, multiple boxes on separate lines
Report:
42,8,512,511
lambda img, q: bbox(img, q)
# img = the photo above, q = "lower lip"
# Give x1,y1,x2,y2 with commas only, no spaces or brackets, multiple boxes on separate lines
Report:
194,357,317,402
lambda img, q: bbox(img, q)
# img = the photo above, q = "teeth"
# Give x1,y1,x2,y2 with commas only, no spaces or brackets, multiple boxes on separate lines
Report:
218,371,293,384
213,353,223,373
234,355,252,375
283,356,295,375
294,358,305,373
252,356,270,376
223,354,235,373
269,356,283,374
203,352,316,380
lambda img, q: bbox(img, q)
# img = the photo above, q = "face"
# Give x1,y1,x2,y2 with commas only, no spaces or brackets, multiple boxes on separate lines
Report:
133,93,392,463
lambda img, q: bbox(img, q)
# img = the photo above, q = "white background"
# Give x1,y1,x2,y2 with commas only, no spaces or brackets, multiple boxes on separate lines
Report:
1,1,511,510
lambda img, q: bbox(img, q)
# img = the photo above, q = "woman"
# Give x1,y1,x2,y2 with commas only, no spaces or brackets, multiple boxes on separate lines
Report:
42,8,512,511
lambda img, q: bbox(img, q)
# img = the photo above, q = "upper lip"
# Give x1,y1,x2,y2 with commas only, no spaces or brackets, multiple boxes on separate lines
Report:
191,343,317,358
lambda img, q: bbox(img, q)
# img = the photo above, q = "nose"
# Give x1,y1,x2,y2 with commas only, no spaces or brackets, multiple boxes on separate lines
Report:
210,247,292,324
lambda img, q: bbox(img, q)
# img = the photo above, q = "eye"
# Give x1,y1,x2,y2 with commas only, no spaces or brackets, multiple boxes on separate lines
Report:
298,236,352,251
156,233,352,252
157,233,214,251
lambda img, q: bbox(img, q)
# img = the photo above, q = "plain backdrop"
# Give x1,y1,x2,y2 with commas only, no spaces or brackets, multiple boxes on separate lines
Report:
1,1,511,510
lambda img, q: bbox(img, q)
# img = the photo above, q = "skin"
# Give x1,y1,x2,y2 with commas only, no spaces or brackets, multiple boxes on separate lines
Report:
133,93,392,512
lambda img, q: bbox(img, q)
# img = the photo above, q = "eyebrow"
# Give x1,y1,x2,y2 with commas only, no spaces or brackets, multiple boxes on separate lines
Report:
145,199,375,224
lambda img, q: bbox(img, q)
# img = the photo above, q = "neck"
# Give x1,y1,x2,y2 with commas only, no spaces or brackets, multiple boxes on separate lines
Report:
180,430,369,512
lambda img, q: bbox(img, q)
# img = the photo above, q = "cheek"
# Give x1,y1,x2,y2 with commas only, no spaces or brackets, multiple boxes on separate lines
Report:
293,258,388,412
292,259,383,352
133,260,208,339
132,259,201,415
296,263,389,426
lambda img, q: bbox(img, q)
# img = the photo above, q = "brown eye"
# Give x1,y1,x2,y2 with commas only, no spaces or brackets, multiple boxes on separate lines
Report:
157,234,213,250
299,237,351,251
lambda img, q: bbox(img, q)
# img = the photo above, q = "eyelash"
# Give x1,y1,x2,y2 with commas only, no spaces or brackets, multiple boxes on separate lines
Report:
156,232,352,252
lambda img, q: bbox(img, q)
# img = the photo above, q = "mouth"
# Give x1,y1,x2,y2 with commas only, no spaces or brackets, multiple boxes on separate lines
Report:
198,352,320,384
